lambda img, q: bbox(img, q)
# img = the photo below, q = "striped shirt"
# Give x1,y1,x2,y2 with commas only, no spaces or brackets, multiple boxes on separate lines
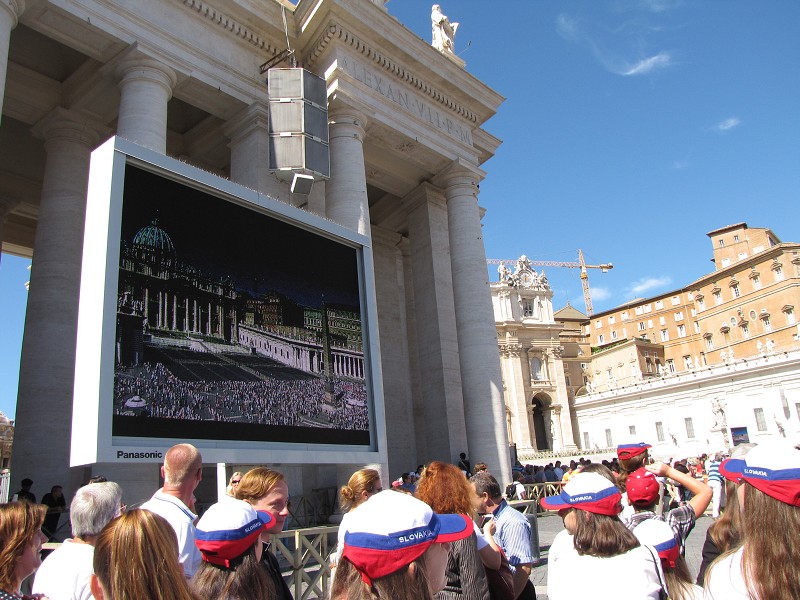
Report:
707,460,723,483
491,499,534,570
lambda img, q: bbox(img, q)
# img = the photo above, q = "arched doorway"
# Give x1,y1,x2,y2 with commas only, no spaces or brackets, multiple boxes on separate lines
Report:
531,397,549,450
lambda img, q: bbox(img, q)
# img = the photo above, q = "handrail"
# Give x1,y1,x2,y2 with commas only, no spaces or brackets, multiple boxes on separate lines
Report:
271,525,338,600
520,482,564,512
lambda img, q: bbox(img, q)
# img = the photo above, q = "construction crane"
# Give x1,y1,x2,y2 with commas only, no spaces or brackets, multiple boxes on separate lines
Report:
487,249,613,316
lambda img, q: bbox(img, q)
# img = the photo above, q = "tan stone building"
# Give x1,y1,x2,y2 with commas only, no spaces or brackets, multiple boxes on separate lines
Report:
491,256,580,457
573,223,800,455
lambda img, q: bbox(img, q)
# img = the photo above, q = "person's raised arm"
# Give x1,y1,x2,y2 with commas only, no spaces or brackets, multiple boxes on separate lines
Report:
646,462,711,518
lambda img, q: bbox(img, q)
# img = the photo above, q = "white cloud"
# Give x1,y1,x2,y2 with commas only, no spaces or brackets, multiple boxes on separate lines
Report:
556,14,581,42
621,52,672,76
589,287,612,301
713,117,741,132
627,276,672,295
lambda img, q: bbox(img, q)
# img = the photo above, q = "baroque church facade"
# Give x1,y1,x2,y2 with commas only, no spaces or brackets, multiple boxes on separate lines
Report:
1,0,511,500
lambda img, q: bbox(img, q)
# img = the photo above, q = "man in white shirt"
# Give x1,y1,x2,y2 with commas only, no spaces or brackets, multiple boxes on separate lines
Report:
140,443,203,578
33,481,123,600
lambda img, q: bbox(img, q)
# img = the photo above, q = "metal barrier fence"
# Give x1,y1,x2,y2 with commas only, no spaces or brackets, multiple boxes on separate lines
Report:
522,482,564,512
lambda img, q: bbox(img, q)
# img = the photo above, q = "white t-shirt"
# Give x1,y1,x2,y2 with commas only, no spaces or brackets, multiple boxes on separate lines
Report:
548,538,663,600
32,539,94,600
141,489,201,578
704,547,751,600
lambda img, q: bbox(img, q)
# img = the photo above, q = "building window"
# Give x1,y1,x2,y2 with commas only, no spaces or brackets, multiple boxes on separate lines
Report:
635,306,644,316
738,252,748,260
621,311,629,321
629,425,636,435
754,407,767,432
693,321,700,333
672,296,680,305
752,274,761,290
763,315,772,332
605,429,613,447
598,334,605,344
713,291,722,305
656,421,665,442
646,359,653,373
796,404,800,421
666,359,675,373
785,307,795,325
659,316,666,326
677,324,686,338
655,300,664,310
684,355,693,370
644,304,652,313
685,417,695,438
721,258,731,267
696,296,705,311
648,319,654,328
741,322,749,338
522,300,534,317
638,322,646,331
595,319,603,329
608,315,616,324
611,330,618,340
531,358,543,381
660,329,669,342
674,312,684,321
731,283,740,298
583,432,590,449
774,264,784,281
733,234,739,242
700,352,707,366
705,335,714,350
718,239,724,247
749,310,758,320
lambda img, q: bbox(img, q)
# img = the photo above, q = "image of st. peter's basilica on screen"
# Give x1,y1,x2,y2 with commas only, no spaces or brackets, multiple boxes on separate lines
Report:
112,165,370,446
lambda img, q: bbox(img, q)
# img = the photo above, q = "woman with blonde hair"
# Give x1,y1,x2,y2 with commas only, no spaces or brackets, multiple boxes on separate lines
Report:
226,471,244,497
0,502,50,600
89,509,197,600
330,490,472,600
705,441,800,599
331,469,383,571
234,467,293,600
415,461,492,599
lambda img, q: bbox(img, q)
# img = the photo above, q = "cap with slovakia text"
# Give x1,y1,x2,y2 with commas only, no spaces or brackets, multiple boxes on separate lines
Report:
719,441,800,507
617,442,651,460
540,471,622,516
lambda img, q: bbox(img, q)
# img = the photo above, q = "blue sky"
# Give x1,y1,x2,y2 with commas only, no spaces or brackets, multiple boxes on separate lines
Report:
1,0,799,418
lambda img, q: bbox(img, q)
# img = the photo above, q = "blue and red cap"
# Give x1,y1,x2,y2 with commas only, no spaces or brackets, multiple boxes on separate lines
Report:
719,441,800,507
195,498,275,567
617,442,651,460
540,471,622,516
633,519,680,568
341,490,472,583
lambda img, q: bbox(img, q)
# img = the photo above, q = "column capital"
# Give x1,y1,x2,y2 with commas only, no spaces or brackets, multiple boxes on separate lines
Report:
328,102,368,141
115,55,178,99
400,181,446,214
433,157,485,193
223,101,270,143
0,0,25,26
31,107,111,149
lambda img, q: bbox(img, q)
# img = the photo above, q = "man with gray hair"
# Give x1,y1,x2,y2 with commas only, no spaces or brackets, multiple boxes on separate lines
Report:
32,481,123,600
141,443,203,578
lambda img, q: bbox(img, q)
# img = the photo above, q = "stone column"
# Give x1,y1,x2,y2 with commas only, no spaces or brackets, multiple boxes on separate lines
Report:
116,57,176,153
439,160,511,485
0,0,25,123
326,106,369,236
550,347,578,451
505,345,533,449
402,182,468,464
12,109,103,495
224,102,273,194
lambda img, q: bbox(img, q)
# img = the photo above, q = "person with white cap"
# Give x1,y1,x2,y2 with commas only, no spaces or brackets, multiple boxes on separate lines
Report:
191,497,276,599
329,490,473,599
704,440,800,599
633,519,702,600
541,471,663,600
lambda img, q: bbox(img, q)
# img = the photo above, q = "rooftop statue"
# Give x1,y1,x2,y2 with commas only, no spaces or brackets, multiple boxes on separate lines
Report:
431,4,459,54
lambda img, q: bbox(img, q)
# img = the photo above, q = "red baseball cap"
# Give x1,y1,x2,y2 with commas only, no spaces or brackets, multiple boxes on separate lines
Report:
626,467,660,506
617,443,652,460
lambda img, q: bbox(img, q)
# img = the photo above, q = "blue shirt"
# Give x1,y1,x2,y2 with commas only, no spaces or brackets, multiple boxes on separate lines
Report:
491,499,534,570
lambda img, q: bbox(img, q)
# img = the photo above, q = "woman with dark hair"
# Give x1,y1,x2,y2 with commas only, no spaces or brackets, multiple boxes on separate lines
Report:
191,498,276,600
0,502,49,600
542,471,663,599
90,509,197,600
705,441,800,599
415,461,492,600
330,490,472,600
616,442,652,525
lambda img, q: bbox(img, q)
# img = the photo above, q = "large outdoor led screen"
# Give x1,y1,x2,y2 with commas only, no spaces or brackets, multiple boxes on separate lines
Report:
72,137,384,465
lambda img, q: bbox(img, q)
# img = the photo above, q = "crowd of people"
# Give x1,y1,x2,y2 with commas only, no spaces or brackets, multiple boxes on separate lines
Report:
2,439,799,599
113,361,369,430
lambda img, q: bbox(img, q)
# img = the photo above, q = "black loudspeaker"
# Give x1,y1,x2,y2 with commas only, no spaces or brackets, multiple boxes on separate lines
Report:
268,69,330,178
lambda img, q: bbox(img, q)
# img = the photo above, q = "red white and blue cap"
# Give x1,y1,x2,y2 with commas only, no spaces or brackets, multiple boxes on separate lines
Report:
540,472,622,516
195,498,275,567
633,519,680,568
341,490,472,583
719,441,800,507
617,442,652,460
626,468,661,506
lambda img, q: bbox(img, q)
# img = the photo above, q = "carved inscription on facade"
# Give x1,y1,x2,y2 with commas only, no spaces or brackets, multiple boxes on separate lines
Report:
339,56,474,146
